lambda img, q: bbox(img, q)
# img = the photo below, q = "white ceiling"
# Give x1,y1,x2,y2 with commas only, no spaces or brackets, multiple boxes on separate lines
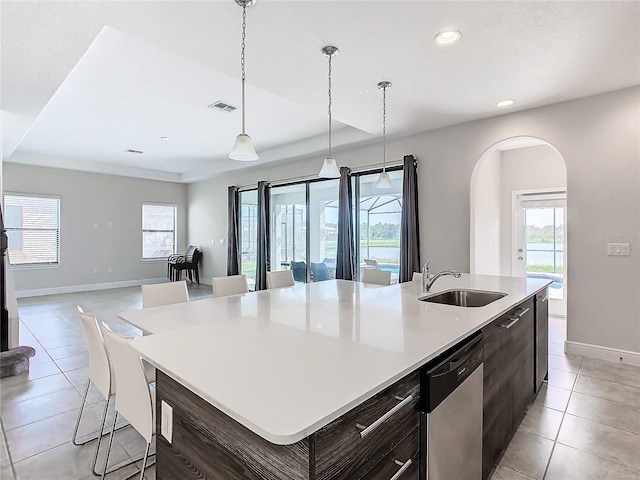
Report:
2,1,639,183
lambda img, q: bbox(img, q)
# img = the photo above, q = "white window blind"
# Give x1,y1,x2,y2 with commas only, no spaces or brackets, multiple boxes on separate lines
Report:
4,194,60,266
142,204,177,259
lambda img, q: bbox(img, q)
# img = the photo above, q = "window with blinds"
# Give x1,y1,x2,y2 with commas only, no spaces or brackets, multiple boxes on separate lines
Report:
4,194,61,266
142,204,177,259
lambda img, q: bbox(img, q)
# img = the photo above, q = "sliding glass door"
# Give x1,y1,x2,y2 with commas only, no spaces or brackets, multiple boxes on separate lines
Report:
356,171,403,283
270,184,307,282
239,190,258,288
240,166,403,285
309,179,340,281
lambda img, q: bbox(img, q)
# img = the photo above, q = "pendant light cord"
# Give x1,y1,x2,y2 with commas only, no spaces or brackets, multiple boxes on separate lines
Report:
382,85,387,173
328,53,333,158
241,5,247,135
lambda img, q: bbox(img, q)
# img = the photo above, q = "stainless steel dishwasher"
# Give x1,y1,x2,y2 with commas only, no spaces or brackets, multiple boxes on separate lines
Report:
422,333,484,480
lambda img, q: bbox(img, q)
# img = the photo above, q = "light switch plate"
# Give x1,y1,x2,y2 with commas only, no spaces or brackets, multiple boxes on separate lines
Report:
161,400,173,443
608,243,630,256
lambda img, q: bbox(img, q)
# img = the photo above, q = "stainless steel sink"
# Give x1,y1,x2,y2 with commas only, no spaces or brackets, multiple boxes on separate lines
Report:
419,289,507,307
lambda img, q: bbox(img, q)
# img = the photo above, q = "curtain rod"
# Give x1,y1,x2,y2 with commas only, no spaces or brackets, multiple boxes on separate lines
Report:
237,159,405,192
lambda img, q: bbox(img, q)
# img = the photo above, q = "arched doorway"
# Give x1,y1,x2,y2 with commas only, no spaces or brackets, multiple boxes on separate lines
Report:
470,136,568,317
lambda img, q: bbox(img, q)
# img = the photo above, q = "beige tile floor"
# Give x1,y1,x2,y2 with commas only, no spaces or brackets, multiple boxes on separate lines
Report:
495,316,640,480
1,288,639,480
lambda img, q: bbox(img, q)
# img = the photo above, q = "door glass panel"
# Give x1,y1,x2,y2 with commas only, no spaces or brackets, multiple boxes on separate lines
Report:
309,180,339,281
240,190,258,289
357,171,403,283
525,207,564,300
270,184,307,282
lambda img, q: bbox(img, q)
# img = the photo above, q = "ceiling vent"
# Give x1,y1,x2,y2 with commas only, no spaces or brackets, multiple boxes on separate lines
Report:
207,101,238,113
124,149,144,154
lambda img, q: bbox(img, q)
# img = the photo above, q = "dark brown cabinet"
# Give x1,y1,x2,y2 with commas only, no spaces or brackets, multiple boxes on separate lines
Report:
156,369,420,480
482,297,535,479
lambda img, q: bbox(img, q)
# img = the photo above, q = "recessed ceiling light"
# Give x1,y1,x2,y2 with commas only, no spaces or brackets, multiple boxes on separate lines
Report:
160,136,169,140
434,30,461,46
496,99,515,108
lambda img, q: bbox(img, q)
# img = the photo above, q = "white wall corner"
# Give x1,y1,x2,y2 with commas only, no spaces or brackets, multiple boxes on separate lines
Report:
565,340,640,367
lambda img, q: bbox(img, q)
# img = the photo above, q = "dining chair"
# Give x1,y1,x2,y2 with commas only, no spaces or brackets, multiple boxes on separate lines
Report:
361,268,392,286
412,272,422,282
212,274,249,297
310,262,331,282
169,246,202,284
100,323,156,480
73,306,116,476
266,270,295,289
364,258,381,269
73,307,154,476
141,281,189,308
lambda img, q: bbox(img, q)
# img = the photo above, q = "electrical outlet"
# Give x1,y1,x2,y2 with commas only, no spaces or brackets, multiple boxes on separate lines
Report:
219,238,225,245
161,400,173,443
92,267,98,274
107,267,113,273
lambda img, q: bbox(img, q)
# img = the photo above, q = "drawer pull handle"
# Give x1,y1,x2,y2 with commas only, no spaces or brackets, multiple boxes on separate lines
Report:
516,307,531,317
356,395,413,438
390,458,412,480
500,317,520,329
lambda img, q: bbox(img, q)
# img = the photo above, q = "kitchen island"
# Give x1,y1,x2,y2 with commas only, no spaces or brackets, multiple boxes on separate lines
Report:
124,274,550,479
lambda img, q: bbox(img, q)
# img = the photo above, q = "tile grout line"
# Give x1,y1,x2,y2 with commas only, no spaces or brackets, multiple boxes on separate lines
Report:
0,413,17,479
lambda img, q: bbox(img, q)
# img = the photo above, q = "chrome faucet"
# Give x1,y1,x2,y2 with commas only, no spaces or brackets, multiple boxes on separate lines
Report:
422,257,462,292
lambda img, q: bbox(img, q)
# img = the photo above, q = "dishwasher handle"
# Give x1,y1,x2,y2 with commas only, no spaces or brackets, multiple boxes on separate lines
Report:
423,333,483,413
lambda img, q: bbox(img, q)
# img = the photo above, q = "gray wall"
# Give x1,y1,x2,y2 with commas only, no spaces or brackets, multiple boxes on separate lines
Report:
3,163,188,293
499,145,567,275
188,86,640,354
472,148,502,275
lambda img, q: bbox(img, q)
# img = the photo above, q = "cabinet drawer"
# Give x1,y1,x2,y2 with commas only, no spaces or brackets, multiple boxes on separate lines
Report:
314,371,420,480
360,428,420,480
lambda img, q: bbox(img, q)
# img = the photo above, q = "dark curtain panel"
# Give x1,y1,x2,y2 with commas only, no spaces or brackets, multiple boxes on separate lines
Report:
400,155,421,283
336,166,355,280
255,181,271,291
0,204,9,351
226,186,240,276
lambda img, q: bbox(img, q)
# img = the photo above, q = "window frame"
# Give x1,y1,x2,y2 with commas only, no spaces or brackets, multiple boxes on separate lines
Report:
141,202,178,261
3,192,61,268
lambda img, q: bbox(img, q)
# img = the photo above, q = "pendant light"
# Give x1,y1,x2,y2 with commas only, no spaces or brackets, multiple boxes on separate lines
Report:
318,46,341,178
376,81,393,189
229,0,258,161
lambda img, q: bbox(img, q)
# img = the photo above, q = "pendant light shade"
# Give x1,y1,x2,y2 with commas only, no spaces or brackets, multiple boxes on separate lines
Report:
230,134,258,161
319,157,340,178
229,0,258,161
318,46,340,178
376,81,393,189
376,171,393,189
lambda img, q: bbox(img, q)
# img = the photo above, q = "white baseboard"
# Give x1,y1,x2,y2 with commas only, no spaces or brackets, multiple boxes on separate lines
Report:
16,278,168,298
565,340,640,367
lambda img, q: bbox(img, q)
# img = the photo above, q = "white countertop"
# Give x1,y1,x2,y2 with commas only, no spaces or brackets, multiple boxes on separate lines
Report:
125,274,549,445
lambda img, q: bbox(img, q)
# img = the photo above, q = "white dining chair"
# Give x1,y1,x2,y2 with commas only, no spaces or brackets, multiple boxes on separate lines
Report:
212,274,249,297
74,306,155,477
141,281,189,308
364,258,381,269
73,306,116,476
412,272,422,282
100,323,156,480
266,270,295,289
361,269,392,286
